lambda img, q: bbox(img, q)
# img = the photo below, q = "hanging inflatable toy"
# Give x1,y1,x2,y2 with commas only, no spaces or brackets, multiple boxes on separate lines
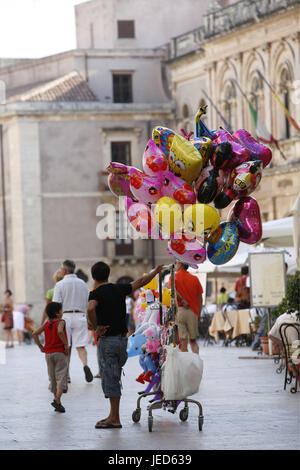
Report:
167,234,206,268
183,203,220,238
207,221,240,265
233,129,272,168
154,196,183,237
227,196,262,244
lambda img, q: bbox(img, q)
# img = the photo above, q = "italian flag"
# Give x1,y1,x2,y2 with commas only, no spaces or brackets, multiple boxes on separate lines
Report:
248,101,286,160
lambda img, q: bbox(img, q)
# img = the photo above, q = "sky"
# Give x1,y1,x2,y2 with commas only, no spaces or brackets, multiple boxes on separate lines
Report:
0,0,88,59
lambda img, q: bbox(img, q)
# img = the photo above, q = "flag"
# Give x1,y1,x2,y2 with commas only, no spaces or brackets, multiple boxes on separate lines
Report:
257,70,300,133
201,89,233,133
234,79,286,160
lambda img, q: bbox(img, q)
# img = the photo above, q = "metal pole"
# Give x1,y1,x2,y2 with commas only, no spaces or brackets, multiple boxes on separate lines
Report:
0,124,9,290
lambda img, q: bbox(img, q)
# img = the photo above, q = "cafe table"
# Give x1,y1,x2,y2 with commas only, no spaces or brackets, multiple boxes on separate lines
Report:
208,309,251,342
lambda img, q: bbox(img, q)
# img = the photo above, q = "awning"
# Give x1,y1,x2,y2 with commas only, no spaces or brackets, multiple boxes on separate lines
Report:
261,216,294,247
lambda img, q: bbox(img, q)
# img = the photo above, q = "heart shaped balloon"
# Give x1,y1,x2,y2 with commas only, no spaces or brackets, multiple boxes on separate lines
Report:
228,196,262,245
207,222,240,265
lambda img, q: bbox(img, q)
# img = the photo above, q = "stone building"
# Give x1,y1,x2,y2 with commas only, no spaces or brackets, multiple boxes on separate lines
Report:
0,0,212,319
0,0,299,318
167,0,300,298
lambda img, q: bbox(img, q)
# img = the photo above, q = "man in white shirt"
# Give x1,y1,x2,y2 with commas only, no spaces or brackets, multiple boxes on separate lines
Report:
53,259,93,383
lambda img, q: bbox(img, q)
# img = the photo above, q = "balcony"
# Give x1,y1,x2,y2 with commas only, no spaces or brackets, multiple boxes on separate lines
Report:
169,0,300,60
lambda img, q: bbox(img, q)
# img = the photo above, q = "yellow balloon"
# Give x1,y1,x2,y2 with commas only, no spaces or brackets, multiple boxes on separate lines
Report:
183,203,220,237
143,274,158,291
169,134,203,184
154,197,183,236
141,302,147,310
162,288,171,308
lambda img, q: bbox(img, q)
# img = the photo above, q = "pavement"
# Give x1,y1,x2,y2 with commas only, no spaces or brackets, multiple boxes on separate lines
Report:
0,339,299,450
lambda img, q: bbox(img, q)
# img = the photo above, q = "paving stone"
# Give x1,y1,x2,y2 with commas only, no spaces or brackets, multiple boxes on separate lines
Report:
0,340,299,450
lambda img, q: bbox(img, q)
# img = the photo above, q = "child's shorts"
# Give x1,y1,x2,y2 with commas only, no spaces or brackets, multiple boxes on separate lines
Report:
45,352,68,393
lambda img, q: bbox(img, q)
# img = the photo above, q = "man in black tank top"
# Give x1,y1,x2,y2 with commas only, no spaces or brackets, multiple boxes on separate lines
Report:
87,262,163,430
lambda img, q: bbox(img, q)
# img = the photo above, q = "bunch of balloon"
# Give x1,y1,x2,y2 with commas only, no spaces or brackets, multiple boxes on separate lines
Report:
106,103,271,268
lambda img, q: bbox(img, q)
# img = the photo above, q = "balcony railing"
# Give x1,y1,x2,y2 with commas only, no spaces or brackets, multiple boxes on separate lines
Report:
169,0,300,59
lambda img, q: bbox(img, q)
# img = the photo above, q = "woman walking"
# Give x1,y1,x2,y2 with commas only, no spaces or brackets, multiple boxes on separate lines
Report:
1,290,14,348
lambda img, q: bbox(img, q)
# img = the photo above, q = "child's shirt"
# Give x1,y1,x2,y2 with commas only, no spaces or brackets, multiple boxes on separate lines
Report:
44,319,68,354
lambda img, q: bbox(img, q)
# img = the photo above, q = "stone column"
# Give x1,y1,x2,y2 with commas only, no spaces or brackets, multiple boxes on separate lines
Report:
7,117,44,321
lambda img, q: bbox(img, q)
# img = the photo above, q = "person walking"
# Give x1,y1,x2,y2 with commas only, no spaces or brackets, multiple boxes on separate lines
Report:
13,304,29,345
235,266,250,309
1,290,14,348
170,262,203,354
87,262,163,429
32,302,69,413
53,259,93,383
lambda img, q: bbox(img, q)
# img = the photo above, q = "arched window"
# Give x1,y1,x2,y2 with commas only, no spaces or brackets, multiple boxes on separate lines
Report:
223,81,236,131
279,66,292,140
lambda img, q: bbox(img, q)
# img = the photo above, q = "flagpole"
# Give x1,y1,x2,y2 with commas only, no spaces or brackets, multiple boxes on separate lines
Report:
257,70,300,134
233,79,286,161
201,89,233,133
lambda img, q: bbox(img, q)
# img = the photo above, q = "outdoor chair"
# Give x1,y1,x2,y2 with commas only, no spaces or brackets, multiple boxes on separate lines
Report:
279,322,300,394
198,311,215,346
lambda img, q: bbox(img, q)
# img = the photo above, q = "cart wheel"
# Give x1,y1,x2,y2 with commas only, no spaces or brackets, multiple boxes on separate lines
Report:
132,409,141,423
179,409,188,422
198,416,204,431
148,416,153,432
290,387,297,394
276,368,282,374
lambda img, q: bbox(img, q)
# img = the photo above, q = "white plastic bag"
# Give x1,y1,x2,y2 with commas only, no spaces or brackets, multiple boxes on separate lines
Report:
161,345,203,400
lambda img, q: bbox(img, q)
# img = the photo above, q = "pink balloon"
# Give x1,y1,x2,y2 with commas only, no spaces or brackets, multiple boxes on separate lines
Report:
126,198,155,237
233,129,272,168
214,129,251,169
130,171,162,205
228,196,262,244
107,162,143,199
143,139,168,176
161,170,196,206
167,234,206,268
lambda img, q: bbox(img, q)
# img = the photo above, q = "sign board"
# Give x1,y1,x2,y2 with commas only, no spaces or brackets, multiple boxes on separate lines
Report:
249,252,286,308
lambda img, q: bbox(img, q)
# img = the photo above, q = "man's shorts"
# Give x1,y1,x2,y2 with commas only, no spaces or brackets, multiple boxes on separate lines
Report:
97,335,128,398
63,313,89,348
45,352,68,393
176,306,199,340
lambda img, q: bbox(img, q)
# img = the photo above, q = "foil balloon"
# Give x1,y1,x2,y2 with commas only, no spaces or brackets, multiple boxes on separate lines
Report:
195,165,225,204
130,171,162,205
190,136,213,167
108,172,136,199
161,170,196,206
167,234,206,268
154,196,183,236
207,222,240,265
228,196,262,244
127,332,146,357
152,126,175,159
233,130,272,168
106,162,143,200
230,160,262,198
143,139,168,176
126,198,155,237
183,203,220,238
214,160,263,209
213,129,251,170
169,134,203,184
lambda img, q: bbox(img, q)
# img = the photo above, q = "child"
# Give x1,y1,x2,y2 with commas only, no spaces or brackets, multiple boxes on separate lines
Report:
32,302,69,413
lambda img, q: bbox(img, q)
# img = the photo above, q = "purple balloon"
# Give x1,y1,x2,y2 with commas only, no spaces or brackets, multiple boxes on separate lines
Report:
228,196,262,244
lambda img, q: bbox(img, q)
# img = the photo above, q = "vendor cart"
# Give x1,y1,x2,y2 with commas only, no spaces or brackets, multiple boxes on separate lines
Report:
131,264,204,432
